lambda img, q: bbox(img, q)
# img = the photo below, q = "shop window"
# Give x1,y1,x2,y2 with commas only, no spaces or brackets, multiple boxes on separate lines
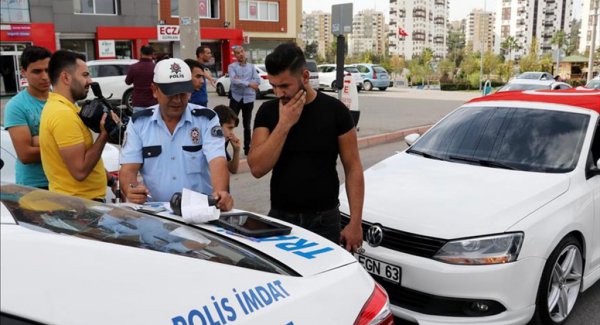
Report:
60,39,96,60
74,0,119,15
115,41,132,59
239,1,279,22
0,0,31,23
170,0,219,19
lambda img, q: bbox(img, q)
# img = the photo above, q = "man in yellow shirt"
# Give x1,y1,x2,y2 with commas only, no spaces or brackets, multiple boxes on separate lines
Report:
40,50,114,201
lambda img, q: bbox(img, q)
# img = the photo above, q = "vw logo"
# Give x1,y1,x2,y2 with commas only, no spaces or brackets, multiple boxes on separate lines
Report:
366,224,384,247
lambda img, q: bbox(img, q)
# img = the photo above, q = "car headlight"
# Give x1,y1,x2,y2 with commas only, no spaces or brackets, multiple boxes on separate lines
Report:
433,233,524,265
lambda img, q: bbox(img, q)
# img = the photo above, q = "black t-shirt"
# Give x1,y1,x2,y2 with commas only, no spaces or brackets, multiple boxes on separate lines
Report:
253,92,355,212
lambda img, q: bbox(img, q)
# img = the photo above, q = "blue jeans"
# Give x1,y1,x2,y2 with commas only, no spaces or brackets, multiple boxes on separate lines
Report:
268,207,341,244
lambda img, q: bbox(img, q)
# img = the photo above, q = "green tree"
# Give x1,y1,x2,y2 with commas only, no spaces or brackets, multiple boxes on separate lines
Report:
305,41,319,59
519,37,541,72
482,51,500,79
501,36,520,62
566,19,581,55
447,30,466,67
437,58,456,80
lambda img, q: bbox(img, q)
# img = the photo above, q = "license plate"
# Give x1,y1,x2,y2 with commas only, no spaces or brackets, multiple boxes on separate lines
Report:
355,253,401,283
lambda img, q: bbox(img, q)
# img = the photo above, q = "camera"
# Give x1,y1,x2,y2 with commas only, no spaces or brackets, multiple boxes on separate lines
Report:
79,82,129,145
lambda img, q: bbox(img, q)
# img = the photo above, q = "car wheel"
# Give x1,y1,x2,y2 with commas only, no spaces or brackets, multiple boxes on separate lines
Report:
364,80,373,91
121,89,133,116
216,83,225,96
378,87,388,91
357,86,362,92
531,235,583,325
331,81,337,91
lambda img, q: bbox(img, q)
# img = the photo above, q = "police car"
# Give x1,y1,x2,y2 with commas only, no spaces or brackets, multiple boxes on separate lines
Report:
340,88,600,324
0,184,394,325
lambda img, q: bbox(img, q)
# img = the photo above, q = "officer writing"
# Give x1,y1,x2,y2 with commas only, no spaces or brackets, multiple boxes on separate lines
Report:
119,58,233,211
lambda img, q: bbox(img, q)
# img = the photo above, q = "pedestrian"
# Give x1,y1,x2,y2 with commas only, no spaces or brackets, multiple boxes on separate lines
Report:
4,45,51,189
247,43,365,252
228,45,261,156
213,105,241,174
190,45,216,107
39,50,117,201
125,45,158,114
119,58,233,211
184,58,206,97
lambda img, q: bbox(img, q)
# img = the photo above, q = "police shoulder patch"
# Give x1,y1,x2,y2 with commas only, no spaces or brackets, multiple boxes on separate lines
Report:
191,108,216,119
211,125,224,137
131,108,154,123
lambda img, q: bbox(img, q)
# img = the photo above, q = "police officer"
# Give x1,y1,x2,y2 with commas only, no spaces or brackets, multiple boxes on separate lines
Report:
119,58,233,211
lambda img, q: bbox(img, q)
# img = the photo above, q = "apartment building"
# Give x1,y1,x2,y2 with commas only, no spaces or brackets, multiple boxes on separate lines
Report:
301,11,332,59
388,0,449,59
494,0,573,59
466,9,495,53
579,0,600,54
347,9,386,57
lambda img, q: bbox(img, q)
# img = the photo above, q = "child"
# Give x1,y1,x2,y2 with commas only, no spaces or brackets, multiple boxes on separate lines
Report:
214,105,241,174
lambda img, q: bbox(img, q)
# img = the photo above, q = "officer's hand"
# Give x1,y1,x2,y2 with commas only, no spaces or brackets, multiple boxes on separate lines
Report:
278,89,306,131
340,221,363,253
126,183,150,204
213,190,233,211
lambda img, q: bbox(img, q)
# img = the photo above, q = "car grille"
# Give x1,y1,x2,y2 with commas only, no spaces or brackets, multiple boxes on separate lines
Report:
341,214,447,258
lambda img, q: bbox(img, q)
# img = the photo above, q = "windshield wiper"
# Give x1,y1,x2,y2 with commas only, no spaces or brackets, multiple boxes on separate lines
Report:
406,149,447,161
448,155,518,170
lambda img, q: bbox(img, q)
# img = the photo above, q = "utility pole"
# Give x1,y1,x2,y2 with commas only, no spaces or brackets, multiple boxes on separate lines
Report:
588,0,599,82
479,1,487,91
179,0,200,60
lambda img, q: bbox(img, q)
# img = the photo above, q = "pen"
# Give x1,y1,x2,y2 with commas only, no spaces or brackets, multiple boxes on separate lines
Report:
130,183,153,200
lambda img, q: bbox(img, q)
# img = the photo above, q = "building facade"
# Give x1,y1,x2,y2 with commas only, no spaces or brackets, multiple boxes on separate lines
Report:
466,9,495,53
388,0,449,59
494,0,573,59
579,0,600,54
348,9,386,57
301,11,332,59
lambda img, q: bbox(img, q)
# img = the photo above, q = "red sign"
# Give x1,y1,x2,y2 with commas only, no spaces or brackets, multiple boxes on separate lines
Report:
157,25,180,41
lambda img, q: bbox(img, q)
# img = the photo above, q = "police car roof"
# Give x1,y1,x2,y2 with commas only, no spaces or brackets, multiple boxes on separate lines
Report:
468,88,600,112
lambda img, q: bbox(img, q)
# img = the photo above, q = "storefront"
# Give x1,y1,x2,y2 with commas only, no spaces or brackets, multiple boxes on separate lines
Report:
0,23,55,95
96,26,243,76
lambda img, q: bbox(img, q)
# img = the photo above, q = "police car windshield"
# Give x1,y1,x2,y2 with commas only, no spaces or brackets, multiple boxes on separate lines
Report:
0,185,294,276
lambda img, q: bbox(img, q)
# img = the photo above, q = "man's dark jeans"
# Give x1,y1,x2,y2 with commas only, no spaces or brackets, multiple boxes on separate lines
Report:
229,98,254,155
268,207,341,244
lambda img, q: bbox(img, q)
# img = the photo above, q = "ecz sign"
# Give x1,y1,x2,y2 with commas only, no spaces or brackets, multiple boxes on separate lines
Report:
157,25,180,41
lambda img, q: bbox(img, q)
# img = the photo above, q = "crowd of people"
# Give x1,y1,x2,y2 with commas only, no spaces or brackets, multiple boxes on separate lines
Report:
4,42,365,252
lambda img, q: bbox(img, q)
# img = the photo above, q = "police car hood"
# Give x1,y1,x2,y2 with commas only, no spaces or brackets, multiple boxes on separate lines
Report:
1,224,372,325
339,152,570,239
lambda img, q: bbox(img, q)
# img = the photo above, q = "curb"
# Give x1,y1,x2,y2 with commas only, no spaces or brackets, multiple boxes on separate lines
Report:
235,124,432,174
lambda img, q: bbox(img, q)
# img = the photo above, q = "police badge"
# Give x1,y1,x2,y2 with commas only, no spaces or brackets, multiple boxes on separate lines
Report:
190,127,201,144
211,125,224,137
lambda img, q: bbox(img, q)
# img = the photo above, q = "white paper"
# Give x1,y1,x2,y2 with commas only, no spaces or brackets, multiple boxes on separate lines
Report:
181,188,220,224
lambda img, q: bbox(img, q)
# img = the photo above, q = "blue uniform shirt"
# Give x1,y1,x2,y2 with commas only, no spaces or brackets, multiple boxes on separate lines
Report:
4,89,49,188
120,104,225,202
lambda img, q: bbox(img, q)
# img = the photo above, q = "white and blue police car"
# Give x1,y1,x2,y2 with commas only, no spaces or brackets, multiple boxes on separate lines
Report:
1,184,393,325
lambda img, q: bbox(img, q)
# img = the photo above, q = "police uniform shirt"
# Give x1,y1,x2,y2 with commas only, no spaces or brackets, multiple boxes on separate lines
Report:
120,104,225,202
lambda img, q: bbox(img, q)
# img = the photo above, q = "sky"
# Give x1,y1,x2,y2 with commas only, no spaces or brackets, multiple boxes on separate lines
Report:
302,0,583,22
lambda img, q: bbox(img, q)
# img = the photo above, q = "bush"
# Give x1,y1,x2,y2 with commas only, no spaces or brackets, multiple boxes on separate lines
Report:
567,79,586,87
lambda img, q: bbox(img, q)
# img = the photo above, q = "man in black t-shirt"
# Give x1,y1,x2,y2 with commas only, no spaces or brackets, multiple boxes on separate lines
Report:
248,43,365,252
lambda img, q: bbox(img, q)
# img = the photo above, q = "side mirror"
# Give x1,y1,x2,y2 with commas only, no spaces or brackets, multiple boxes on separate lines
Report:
588,158,600,177
405,133,420,146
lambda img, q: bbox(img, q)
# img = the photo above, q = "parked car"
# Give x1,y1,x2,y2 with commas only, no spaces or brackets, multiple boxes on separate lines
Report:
0,126,120,202
340,88,600,324
351,63,390,91
86,59,137,113
215,65,272,99
496,79,572,92
585,76,600,89
0,184,394,325
515,71,554,81
305,59,320,90
317,64,363,91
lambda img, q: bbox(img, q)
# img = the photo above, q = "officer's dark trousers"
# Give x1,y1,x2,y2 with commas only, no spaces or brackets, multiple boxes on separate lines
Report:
229,98,254,155
268,207,341,245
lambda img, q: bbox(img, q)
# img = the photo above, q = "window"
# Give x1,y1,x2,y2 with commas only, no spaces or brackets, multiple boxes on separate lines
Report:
74,0,118,15
170,0,219,19
0,0,30,23
239,0,278,22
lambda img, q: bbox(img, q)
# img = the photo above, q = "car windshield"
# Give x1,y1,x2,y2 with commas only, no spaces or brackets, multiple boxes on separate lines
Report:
497,83,550,91
373,66,388,74
305,61,318,72
408,106,589,173
0,185,294,275
586,80,600,89
517,72,542,79
344,67,360,73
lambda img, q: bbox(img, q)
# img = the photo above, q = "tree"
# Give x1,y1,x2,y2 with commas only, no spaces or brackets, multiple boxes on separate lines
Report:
447,31,466,67
566,19,581,55
482,51,500,79
437,58,456,81
551,31,566,74
389,55,406,75
500,36,520,62
305,41,319,59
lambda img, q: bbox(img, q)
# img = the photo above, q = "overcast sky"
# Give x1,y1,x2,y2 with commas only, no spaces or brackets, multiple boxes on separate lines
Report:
303,0,583,22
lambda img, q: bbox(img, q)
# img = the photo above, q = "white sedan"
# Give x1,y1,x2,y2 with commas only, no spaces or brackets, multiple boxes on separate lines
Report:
215,64,273,99
496,79,571,92
340,88,600,324
317,64,364,91
0,184,393,325
86,59,138,113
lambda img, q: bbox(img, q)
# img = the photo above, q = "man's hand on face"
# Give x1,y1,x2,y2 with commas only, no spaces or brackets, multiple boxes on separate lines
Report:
278,89,306,131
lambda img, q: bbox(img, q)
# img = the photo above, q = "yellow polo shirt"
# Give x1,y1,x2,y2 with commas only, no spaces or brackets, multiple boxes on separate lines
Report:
39,92,106,200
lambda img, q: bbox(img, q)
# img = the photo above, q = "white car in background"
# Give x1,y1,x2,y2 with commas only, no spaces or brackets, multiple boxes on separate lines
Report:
496,79,572,92
86,59,137,113
215,64,273,99
515,71,554,81
341,88,600,324
0,184,394,325
317,64,364,91
0,126,120,201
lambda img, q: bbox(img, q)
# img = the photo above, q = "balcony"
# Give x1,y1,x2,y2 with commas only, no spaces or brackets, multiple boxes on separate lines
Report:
434,36,444,44
434,16,445,25
517,18,526,25
435,0,445,5
542,33,553,39
413,8,426,19
413,31,426,42
543,19,554,26
398,9,406,18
